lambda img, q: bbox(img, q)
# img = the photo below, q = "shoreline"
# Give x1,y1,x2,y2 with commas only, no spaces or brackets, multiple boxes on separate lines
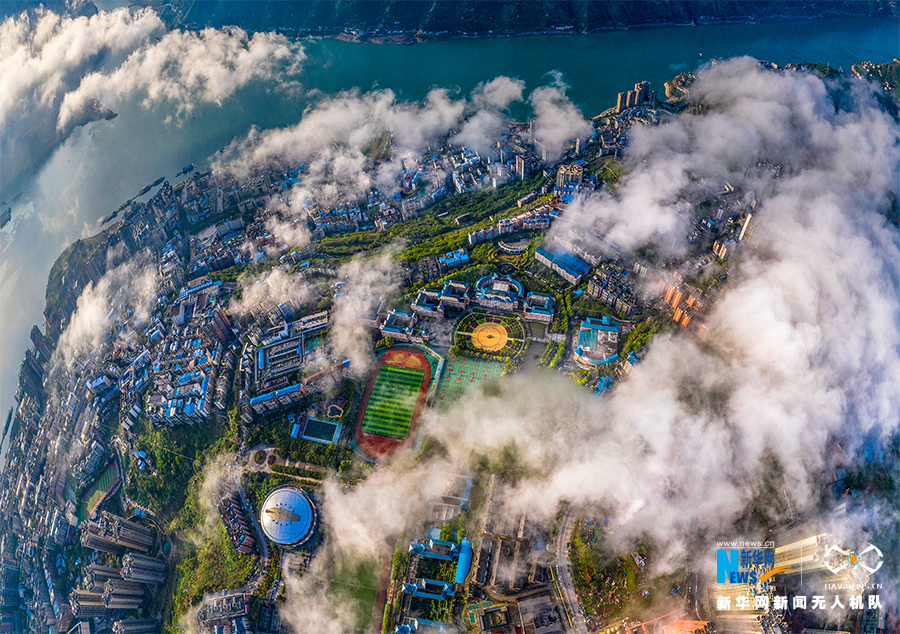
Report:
275,12,897,46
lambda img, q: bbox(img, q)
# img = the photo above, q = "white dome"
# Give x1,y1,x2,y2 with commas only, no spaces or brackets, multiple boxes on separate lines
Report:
260,487,316,546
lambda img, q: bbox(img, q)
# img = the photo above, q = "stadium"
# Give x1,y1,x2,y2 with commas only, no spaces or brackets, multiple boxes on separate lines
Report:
353,347,438,461
259,486,317,548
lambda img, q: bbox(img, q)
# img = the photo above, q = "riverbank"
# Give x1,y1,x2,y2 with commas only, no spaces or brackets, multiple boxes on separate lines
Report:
327,9,900,46
151,0,897,44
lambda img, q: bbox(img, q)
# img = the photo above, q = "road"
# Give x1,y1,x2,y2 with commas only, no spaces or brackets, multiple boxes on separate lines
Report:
555,509,589,634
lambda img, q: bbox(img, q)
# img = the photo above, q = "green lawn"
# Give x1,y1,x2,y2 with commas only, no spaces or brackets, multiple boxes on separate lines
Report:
329,555,380,632
360,365,424,439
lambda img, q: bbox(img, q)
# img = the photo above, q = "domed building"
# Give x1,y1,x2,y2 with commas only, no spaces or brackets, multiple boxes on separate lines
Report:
259,487,317,548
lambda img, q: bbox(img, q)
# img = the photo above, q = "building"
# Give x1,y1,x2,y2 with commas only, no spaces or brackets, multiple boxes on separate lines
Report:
477,606,510,632
534,246,591,285
522,293,555,323
467,225,498,246
587,268,637,317
84,564,122,592
555,164,583,189
80,512,153,553
121,553,166,585
436,248,469,275
573,317,619,368
112,619,159,634
473,274,524,312
519,595,563,634
216,482,257,554
659,279,703,328
380,310,428,344
68,590,107,619
411,289,444,318
616,81,656,113
259,487,317,548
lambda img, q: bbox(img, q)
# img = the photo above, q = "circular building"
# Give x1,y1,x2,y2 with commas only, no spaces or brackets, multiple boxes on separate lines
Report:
260,487,317,548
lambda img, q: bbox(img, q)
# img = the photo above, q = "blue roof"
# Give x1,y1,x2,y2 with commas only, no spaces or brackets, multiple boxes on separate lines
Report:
250,392,274,405
275,385,301,397
291,424,301,438
582,316,618,331
595,376,613,395
454,540,473,584
536,247,591,278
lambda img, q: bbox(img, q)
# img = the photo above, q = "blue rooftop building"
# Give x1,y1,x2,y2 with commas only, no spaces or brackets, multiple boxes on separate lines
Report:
534,246,591,285
574,317,619,368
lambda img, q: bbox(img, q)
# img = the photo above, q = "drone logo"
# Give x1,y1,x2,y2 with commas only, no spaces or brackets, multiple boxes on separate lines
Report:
824,543,883,575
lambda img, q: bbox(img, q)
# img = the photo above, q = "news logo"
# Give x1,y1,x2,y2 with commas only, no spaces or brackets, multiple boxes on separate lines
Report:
823,543,883,575
716,546,774,584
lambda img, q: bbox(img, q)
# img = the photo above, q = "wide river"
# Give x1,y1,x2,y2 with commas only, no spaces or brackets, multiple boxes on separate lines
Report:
0,14,897,462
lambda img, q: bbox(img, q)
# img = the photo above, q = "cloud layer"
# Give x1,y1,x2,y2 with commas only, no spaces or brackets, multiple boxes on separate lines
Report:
281,60,900,628
0,6,301,190
430,58,900,568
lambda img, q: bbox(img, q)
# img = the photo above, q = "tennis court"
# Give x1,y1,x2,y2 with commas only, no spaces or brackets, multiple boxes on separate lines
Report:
302,417,341,444
437,354,504,407
359,364,425,439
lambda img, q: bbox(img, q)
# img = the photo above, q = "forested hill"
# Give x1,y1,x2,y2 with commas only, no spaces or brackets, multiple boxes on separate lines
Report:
154,0,897,39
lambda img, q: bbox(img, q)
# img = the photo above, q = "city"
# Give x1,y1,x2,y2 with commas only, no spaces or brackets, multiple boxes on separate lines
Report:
0,4,898,634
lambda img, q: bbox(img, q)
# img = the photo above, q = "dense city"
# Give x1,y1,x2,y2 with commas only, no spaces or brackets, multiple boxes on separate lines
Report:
1,51,897,634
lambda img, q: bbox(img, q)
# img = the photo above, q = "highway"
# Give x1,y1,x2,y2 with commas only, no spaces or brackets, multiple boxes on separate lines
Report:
555,509,589,634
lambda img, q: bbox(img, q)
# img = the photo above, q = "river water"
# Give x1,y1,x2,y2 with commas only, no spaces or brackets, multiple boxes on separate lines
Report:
0,14,896,462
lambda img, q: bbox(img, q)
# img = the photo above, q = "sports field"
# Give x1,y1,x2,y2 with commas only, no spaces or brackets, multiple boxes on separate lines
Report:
437,354,504,406
354,347,433,460
359,365,424,439
78,461,120,522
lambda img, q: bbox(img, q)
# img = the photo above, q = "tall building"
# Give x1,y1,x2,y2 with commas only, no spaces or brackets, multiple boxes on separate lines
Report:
80,512,153,553
121,553,166,585
30,325,53,365
556,164,583,189
68,590,107,619
101,581,144,610
634,81,650,105
113,619,158,634
84,564,122,591
515,155,527,181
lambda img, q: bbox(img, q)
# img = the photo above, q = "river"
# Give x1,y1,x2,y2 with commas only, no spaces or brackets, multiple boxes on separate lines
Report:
0,13,896,464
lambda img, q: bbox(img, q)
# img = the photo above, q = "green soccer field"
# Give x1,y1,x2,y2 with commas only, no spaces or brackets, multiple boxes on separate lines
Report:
78,462,118,522
359,364,425,439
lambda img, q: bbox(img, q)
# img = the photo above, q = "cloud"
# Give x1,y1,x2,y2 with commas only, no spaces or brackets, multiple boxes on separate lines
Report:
219,74,571,211
330,244,404,375
529,71,592,160
451,77,525,156
51,252,158,372
471,75,526,111
57,25,301,131
229,265,314,318
0,6,302,191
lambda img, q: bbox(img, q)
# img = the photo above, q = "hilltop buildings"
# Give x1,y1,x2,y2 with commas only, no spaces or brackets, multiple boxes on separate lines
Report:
573,317,620,368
